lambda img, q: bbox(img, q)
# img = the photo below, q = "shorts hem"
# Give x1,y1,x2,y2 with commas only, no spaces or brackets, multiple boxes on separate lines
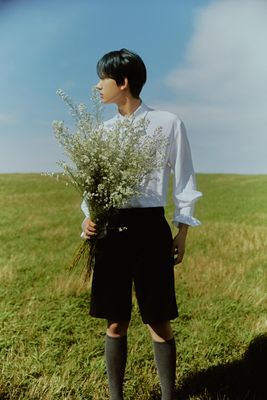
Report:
89,310,132,321
141,311,179,325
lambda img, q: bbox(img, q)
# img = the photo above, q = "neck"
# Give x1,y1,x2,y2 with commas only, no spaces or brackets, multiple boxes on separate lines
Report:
117,96,141,116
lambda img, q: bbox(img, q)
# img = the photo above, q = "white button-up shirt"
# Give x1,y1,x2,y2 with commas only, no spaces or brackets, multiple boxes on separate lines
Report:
81,102,202,227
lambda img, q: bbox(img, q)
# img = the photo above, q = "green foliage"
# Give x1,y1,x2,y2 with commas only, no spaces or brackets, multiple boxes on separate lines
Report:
0,173,266,399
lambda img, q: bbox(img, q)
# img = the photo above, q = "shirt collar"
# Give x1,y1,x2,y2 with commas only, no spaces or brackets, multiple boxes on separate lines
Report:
116,101,150,120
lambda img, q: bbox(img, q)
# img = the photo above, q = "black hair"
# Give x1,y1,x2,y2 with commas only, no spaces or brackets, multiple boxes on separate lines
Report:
96,48,147,98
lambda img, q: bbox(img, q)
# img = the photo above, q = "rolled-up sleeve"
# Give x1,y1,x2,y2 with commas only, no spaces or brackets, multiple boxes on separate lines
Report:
169,119,202,227
80,198,90,239
81,198,90,218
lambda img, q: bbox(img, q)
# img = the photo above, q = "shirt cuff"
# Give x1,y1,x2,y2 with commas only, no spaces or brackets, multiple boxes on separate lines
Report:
80,216,89,239
172,215,201,227
81,199,90,218
80,231,87,240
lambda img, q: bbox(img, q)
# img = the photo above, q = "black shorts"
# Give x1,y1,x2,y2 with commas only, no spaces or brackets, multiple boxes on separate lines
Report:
89,207,178,324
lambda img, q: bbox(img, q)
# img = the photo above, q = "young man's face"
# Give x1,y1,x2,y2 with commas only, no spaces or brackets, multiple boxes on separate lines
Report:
96,78,124,104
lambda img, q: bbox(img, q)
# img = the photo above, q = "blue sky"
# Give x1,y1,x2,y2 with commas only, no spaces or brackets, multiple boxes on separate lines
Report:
0,0,267,174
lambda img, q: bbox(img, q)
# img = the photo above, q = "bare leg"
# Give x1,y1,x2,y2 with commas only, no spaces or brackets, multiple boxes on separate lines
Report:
147,321,174,342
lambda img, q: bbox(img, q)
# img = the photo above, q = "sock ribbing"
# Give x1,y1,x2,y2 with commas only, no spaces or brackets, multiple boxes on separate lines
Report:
153,338,176,400
105,335,127,400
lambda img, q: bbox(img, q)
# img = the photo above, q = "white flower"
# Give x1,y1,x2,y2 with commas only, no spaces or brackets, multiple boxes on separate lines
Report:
53,88,167,222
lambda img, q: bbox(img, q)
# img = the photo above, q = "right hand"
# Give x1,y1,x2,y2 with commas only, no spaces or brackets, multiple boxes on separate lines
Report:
82,217,97,239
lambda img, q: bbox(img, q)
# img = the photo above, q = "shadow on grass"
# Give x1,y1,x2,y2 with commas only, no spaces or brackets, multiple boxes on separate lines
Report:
174,333,267,400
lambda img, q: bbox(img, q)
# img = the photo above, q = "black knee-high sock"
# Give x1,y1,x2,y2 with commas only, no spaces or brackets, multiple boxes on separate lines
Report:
105,335,127,400
153,338,176,400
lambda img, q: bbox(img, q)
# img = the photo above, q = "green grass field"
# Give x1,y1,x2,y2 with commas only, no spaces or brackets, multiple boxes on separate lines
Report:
0,173,266,400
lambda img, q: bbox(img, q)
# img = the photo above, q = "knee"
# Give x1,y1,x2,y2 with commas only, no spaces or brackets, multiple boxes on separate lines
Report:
107,320,129,338
147,321,173,342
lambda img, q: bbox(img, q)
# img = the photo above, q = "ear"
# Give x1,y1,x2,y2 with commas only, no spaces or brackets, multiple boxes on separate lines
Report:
119,77,129,91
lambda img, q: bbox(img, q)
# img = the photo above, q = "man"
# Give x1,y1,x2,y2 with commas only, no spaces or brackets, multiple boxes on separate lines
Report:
81,48,202,400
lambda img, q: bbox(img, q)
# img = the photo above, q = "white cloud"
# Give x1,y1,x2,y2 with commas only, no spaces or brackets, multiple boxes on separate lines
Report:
163,0,267,173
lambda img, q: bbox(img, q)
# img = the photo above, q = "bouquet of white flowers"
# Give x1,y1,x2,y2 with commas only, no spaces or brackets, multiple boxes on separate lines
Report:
52,89,166,279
